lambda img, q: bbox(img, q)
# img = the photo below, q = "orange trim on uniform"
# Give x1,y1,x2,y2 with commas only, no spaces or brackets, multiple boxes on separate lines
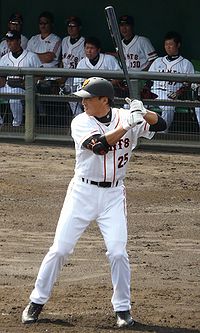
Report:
144,122,148,131
112,148,116,184
103,154,107,181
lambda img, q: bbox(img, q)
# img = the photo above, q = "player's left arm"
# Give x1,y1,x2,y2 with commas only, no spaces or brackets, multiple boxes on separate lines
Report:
37,39,61,64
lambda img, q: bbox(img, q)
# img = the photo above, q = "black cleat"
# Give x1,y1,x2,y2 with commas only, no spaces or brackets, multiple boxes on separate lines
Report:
22,302,44,324
116,310,135,328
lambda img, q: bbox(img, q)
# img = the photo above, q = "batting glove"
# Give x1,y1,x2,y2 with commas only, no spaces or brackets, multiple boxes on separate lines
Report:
122,110,144,131
125,97,148,116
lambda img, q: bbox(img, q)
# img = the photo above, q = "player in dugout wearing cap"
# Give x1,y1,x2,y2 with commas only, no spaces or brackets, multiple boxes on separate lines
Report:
0,12,28,58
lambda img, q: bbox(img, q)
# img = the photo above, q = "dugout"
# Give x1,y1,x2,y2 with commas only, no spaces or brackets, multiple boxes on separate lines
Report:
0,0,199,61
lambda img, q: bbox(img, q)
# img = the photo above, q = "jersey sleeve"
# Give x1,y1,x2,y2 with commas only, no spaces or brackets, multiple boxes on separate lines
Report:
30,53,43,67
148,57,159,72
71,115,101,148
185,60,195,74
26,36,34,52
0,54,6,66
106,55,121,70
141,37,157,62
130,120,155,150
52,36,61,60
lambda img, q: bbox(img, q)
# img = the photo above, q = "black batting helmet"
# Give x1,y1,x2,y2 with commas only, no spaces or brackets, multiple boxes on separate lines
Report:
74,77,114,100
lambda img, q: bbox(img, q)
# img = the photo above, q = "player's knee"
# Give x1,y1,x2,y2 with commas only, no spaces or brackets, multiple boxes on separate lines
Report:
49,241,74,258
106,241,128,261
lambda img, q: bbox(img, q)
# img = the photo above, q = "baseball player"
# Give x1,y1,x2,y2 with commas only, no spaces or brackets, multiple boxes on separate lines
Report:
0,31,42,126
22,77,166,328
119,15,157,71
0,13,28,58
73,36,121,115
27,11,61,116
148,31,200,129
27,11,61,68
61,16,85,91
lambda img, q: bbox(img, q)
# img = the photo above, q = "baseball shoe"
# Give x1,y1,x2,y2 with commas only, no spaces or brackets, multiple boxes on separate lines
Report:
12,120,21,127
22,302,44,324
116,310,135,328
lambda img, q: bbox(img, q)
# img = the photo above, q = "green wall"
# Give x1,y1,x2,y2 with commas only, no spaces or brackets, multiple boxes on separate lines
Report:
0,0,199,60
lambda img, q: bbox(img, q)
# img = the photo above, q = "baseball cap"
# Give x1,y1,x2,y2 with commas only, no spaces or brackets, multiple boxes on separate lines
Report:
66,16,82,27
9,13,23,24
5,30,21,40
74,77,114,100
118,15,134,26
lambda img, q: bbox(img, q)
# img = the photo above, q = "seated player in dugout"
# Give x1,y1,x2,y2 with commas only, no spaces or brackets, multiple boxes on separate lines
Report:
118,15,157,71
72,36,123,115
117,15,158,98
0,12,28,58
0,30,42,127
27,11,62,95
60,16,85,94
74,36,121,90
148,31,200,130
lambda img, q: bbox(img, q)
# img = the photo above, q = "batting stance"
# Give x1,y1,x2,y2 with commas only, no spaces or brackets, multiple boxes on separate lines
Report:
22,77,166,328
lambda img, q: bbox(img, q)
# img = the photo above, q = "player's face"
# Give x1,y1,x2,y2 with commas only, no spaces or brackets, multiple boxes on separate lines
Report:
119,23,133,40
164,39,180,56
9,22,21,32
39,17,52,34
6,38,21,52
67,23,80,38
82,96,108,116
85,43,100,60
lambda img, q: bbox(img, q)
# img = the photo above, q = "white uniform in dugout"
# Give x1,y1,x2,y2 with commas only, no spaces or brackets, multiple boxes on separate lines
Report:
148,55,200,127
62,36,85,91
72,53,120,115
29,107,154,310
27,33,61,67
0,49,42,125
62,36,85,70
74,53,120,88
122,35,157,71
0,34,28,58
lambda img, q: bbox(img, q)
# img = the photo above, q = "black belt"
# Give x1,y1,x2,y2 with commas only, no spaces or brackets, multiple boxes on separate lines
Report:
82,178,118,188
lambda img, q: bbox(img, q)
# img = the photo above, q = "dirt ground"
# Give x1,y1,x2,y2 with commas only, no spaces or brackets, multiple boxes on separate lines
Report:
0,142,200,333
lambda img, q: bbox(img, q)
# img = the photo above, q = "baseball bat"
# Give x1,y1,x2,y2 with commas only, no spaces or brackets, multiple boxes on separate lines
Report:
105,6,133,97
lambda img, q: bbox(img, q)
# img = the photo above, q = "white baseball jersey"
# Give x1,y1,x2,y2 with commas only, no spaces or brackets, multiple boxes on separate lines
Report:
122,35,157,71
0,49,42,69
62,36,85,69
74,53,120,88
62,36,85,90
27,33,61,67
0,49,42,126
71,107,154,182
0,34,28,58
149,55,194,94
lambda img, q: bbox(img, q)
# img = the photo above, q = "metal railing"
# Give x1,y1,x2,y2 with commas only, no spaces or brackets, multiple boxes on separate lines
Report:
0,67,199,151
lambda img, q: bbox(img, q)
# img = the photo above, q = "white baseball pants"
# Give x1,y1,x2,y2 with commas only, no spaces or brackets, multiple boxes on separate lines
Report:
30,178,131,312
